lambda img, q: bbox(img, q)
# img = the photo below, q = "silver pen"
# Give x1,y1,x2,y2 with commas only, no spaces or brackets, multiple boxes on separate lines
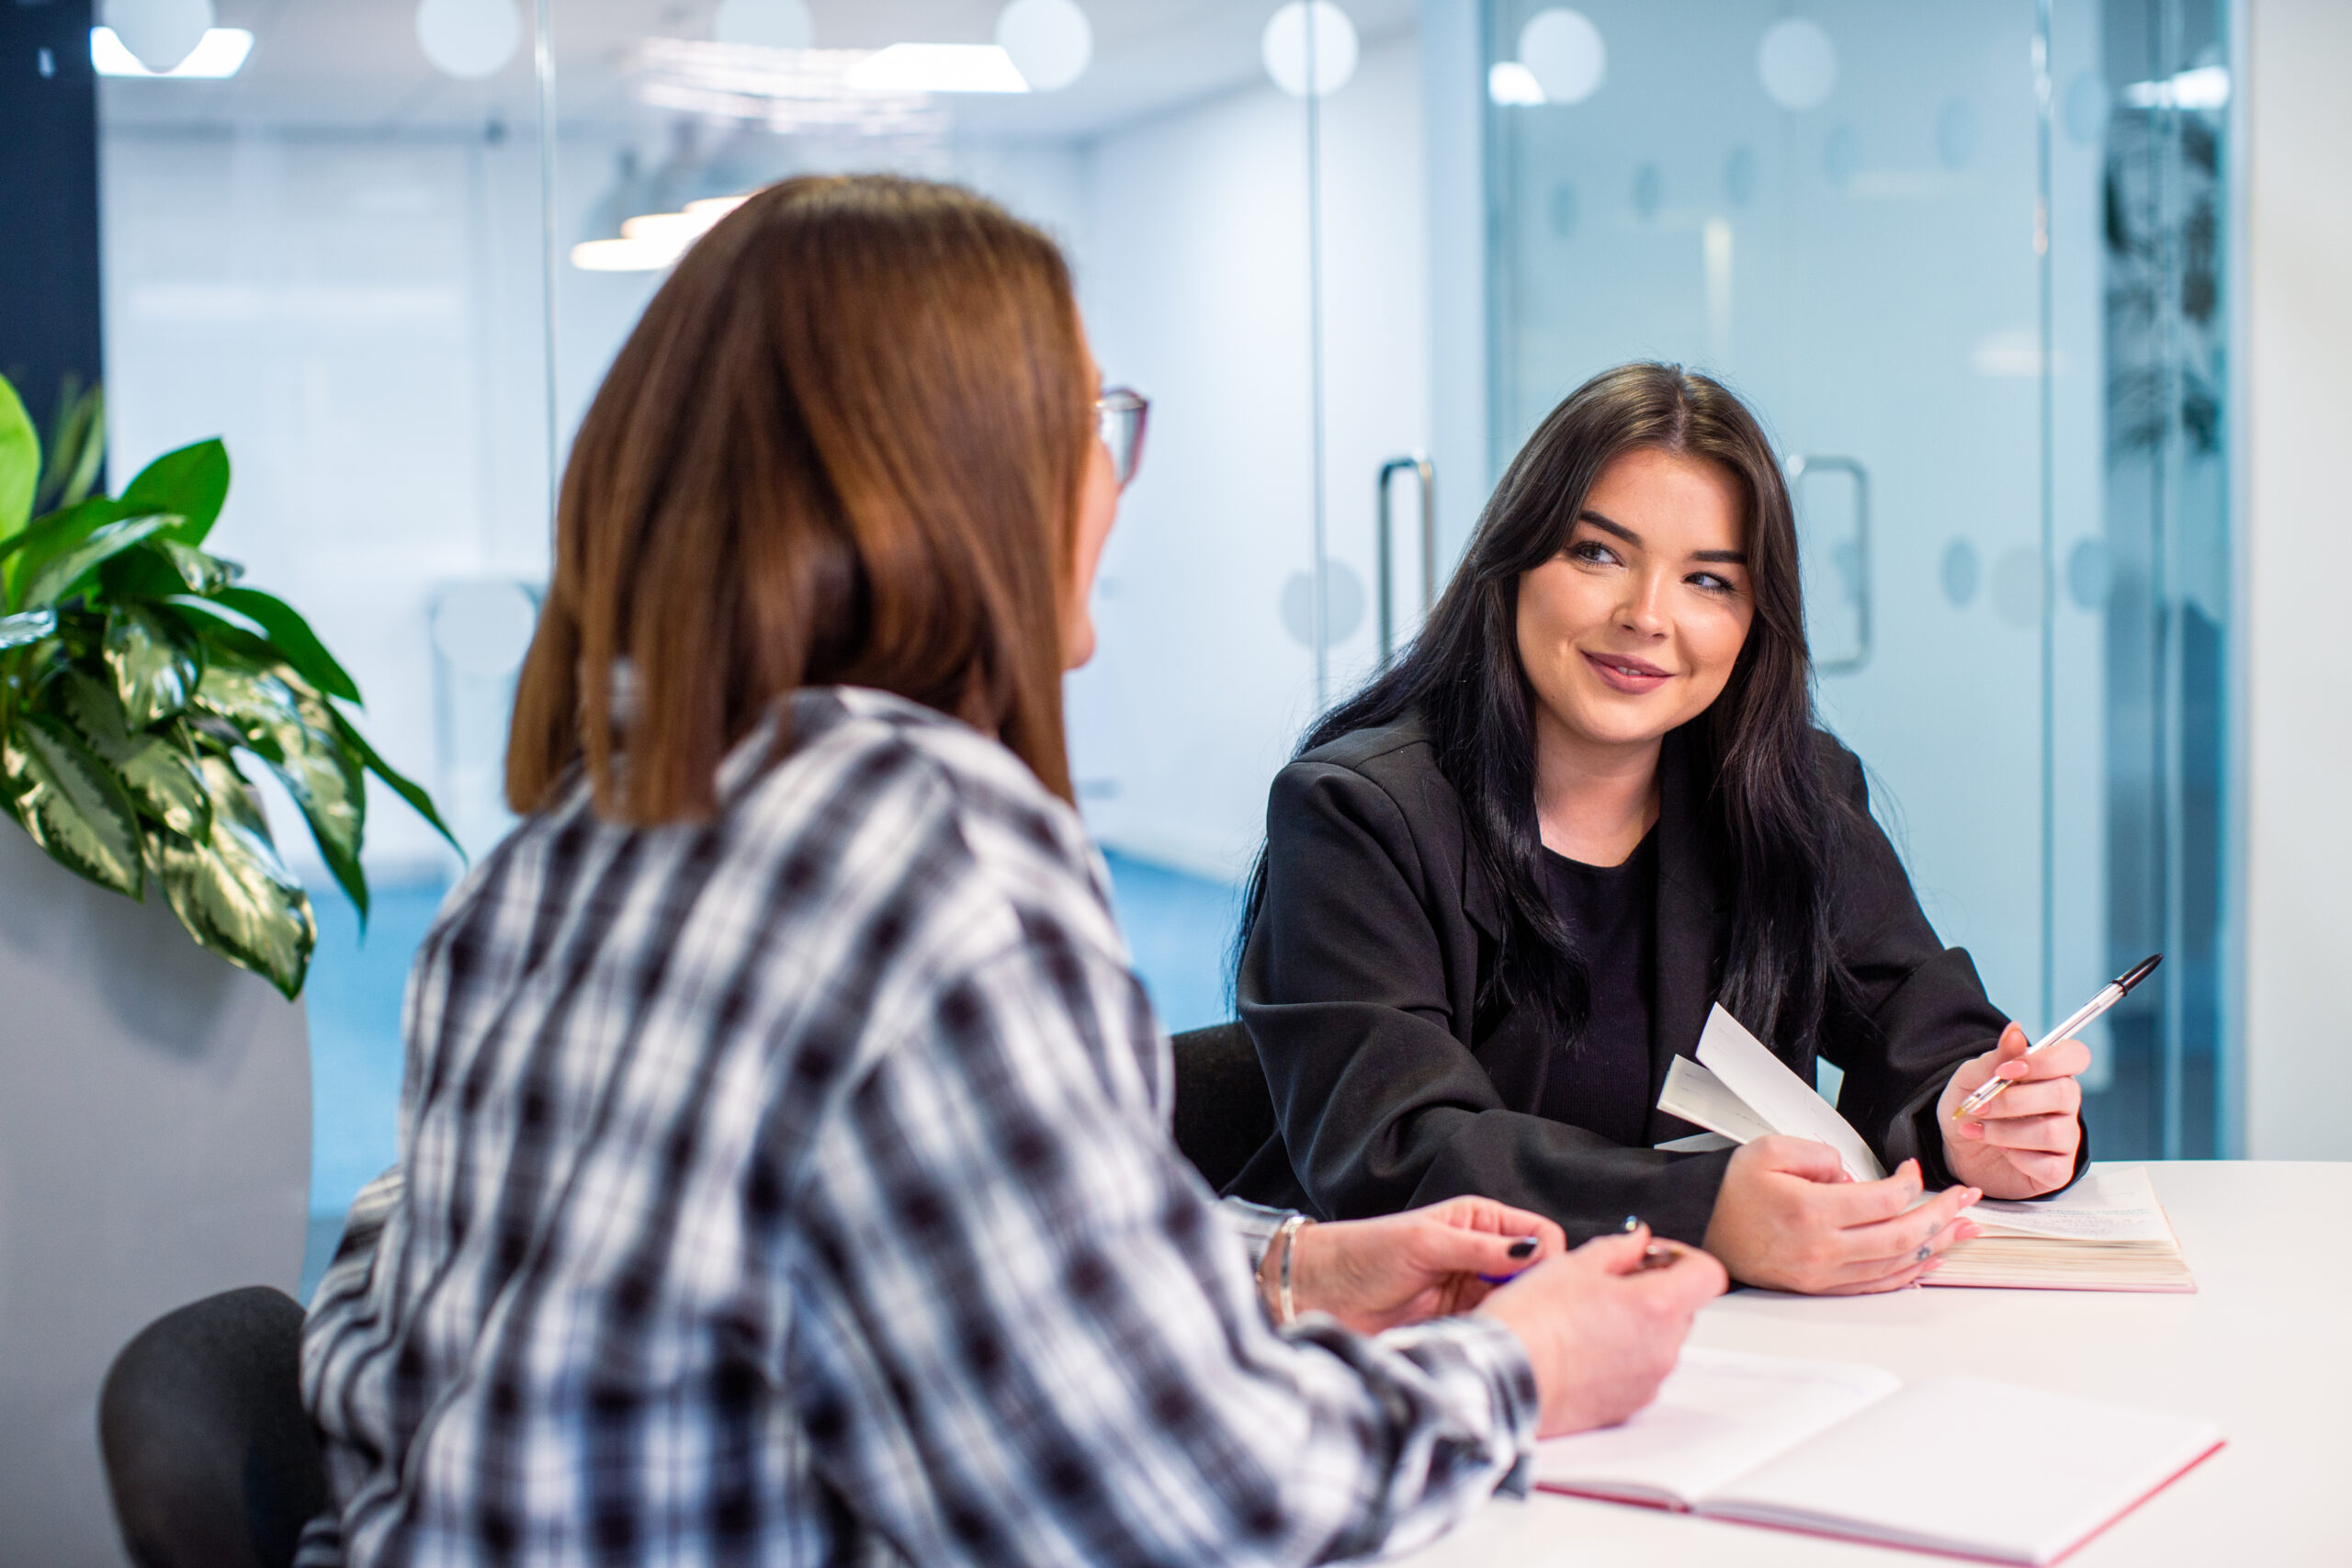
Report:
1953,954,2162,1120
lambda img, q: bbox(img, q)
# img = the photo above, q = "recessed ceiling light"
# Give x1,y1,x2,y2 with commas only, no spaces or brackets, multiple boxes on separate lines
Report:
844,43,1029,95
90,25,253,78
571,237,683,272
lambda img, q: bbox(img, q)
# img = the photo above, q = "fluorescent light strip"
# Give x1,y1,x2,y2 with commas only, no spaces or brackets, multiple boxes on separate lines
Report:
92,26,254,79
843,43,1029,95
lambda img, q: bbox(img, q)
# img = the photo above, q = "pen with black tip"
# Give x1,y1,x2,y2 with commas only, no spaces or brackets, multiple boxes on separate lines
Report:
1951,953,2163,1120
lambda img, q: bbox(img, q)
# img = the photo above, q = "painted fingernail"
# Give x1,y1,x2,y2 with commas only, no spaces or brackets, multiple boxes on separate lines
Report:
1508,1237,1538,1259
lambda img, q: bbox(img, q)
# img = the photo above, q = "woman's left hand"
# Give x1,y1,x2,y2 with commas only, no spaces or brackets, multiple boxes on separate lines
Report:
1937,1022,2087,1199
1287,1196,1568,1335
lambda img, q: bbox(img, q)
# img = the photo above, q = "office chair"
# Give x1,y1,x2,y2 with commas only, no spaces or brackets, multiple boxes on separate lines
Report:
99,1285,330,1568
1169,1021,1278,1192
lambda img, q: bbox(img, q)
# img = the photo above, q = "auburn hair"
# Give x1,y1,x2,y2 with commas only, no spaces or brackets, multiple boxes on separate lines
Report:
507,175,1090,822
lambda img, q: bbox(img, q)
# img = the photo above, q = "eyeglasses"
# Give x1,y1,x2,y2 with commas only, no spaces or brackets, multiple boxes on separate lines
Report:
1096,387,1149,489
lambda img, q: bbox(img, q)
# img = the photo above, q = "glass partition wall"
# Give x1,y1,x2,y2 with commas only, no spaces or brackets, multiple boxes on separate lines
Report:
90,0,2230,1286
1480,0,2233,1159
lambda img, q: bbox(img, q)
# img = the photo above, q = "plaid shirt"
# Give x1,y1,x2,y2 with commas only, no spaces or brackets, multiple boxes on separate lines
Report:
300,687,1537,1567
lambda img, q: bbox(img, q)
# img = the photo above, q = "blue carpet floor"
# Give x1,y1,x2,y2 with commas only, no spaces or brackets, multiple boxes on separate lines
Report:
297,852,1240,1298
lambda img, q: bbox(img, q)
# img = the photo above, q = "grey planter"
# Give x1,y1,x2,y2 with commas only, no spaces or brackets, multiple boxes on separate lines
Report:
0,823,310,1567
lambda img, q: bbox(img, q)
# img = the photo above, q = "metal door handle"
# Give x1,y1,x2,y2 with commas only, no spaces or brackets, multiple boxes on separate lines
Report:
1378,454,1436,668
1786,455,1871,674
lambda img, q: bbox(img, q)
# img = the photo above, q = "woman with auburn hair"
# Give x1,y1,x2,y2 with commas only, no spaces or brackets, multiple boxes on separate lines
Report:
299,178,1722,1568
1228,363,2093,1295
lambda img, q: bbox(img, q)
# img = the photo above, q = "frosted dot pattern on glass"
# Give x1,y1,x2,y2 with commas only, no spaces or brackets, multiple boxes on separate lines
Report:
1823,124,1859,186
1724,143,1758,206
1991,547,2043,627
1758,17,1838,110
1548,181,1577,238
996,0,1092,93
1631,161,1662,220
1280,563,1365,649
1941,538,1982,608
1518,8,1606,106
415,0,521,80
1261,1,1358,99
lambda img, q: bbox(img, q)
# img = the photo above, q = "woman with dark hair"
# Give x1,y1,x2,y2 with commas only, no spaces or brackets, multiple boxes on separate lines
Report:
298,183,1724,1567
1229,363,2091,1296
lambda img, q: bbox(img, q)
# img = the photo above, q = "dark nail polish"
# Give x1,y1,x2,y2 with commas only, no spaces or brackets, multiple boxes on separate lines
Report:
1508,1237,1538,1259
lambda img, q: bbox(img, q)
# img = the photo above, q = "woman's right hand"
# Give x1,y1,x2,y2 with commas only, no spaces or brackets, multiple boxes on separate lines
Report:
1476,1228,1727,1437
1701,1136,1982,1294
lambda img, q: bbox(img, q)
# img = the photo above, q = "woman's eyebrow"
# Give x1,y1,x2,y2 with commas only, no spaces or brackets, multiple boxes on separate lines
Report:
1578,510,1747,565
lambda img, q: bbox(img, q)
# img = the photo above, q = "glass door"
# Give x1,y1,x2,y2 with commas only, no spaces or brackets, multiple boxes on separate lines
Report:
1473,0,2232,1157
1481,0,2054,1043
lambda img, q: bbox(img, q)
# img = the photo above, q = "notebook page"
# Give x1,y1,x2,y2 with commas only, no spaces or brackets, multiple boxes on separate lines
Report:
1534,1348,1899,1509
1657,1055,1778,1145
1969,1164,2175,1242
1701,1376,2223,1564
1692,1004,1887,1180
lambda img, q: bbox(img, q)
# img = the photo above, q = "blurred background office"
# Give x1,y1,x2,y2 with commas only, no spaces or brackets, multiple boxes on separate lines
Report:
3,1,2348,1560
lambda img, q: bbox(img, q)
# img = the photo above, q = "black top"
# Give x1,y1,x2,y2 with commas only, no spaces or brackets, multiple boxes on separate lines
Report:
1227,717,2087,1246
1536,829,1657,1148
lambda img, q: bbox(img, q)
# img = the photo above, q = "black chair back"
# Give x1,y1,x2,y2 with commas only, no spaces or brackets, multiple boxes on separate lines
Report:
99,1285,329,1568
1170,1021,1278,1192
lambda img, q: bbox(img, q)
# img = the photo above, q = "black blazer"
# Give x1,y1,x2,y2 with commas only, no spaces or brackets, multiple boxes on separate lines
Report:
1228,716,2079,1246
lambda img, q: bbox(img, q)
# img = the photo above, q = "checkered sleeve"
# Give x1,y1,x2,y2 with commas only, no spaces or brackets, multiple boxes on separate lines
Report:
779,931,1540,1566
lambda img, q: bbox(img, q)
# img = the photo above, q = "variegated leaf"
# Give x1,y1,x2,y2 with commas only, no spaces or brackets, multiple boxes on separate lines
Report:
106,601,198,726
193,663,306,762
193,661,368,921
0,607,53,650
18,514,174,612
2,713,144,896
147,774,313,998
157,539,243,595
120,735,213,840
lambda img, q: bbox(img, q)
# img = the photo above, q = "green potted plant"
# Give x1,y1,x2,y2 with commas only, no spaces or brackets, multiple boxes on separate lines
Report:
0,371,455,998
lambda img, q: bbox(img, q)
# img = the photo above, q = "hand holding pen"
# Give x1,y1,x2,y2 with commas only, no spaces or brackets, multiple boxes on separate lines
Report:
1939,954,2161,1200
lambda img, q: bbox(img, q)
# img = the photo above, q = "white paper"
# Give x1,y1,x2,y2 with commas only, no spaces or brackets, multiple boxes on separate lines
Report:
1656,1131,1737,1153
1702,1376,2222,1564
1657,1055,1777,1146
1968,1163,2176,1243
1691,1004,1886,1181
1535,1348,1900,1508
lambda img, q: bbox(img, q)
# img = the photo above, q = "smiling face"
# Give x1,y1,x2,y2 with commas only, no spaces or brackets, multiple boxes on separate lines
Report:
1515,446,1757,763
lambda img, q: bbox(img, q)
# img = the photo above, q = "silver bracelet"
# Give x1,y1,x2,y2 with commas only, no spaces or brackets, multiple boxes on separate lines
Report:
1272,1213,1309,1326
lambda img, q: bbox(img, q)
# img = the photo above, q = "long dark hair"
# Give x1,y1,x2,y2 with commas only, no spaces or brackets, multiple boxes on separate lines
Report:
1238,362,1856,1055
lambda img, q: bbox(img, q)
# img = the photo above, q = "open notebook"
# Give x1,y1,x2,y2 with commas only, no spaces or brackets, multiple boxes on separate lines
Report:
1536,1348,2222,1564
1657,1006,2196,1292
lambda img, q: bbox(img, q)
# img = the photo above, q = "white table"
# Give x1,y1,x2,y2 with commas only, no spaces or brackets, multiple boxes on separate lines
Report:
1392,1162,2350,1567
